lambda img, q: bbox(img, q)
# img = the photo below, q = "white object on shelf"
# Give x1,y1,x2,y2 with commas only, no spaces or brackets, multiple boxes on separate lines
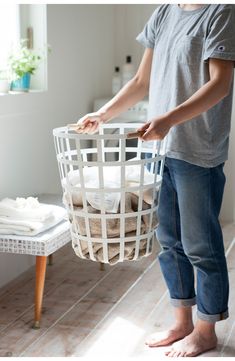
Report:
112,66,122,95
94,98,148,122
122,55,135,86
0,79,9,93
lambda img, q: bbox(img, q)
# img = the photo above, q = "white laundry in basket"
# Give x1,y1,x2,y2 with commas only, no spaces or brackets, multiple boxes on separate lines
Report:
63,166,121,213
63,157,159,213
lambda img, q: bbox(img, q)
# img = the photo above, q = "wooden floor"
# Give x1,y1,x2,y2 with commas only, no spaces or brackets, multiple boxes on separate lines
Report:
0,223,235,357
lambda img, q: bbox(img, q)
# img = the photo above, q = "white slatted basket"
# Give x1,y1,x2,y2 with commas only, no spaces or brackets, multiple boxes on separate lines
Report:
53,123,166,265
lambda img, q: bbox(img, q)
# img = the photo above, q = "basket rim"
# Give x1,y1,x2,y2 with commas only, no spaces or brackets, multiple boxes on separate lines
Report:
53,123,147,140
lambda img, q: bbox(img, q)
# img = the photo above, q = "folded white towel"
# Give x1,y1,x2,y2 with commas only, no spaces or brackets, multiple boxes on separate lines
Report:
0,197,54,222
0,204,67,236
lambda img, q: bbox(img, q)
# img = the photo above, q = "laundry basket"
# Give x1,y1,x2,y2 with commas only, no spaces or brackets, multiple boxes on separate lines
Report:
53,123,166,265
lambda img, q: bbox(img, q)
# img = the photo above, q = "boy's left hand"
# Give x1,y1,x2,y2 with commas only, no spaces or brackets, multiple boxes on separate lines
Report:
137,114,173,141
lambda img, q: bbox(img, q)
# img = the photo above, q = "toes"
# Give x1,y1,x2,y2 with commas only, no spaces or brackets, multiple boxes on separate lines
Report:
165,344,184,357
173,351,182,357
174,351,182,357
165,349,174,357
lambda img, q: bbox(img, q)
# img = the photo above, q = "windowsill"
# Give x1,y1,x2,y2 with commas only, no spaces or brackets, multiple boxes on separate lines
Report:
0,89,47,96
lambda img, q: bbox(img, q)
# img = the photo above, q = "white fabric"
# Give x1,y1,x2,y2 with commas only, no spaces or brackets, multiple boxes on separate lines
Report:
62,157,160,212
0,200,67,236
63,168,121,213
0,197,54,221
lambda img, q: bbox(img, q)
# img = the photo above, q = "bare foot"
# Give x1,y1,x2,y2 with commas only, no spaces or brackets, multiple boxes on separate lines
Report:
145,322,194,347
165,328,217,357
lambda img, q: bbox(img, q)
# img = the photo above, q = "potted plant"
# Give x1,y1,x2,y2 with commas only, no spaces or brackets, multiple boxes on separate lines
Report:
8,40,42,92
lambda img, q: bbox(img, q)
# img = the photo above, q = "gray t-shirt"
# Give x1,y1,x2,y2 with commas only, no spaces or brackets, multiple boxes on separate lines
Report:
136,4,235,167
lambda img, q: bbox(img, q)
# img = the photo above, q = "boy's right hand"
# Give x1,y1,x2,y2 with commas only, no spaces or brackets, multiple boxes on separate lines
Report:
71,112,104,134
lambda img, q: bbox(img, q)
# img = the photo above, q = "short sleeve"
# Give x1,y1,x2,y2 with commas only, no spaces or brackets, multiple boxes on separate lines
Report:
203,6,235,65
136,8,160,49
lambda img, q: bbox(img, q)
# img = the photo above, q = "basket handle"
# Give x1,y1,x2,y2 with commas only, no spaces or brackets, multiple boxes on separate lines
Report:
67,123,84,130
67,124,145,139
126,130,145,139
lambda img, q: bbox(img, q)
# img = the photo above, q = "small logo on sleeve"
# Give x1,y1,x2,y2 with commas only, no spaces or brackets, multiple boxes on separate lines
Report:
218,45,225,52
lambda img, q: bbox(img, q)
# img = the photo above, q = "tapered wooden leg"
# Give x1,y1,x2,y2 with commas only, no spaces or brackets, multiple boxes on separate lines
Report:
33,256,47,329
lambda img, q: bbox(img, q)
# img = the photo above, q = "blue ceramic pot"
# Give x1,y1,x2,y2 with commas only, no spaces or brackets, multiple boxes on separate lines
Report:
11,73,31,92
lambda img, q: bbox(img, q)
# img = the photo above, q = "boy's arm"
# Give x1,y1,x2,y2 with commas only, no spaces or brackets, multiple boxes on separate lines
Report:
75,48,153,133
140,58,234,141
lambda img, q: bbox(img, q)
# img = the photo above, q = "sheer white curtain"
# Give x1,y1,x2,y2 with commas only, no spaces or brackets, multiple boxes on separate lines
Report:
0,4,19,71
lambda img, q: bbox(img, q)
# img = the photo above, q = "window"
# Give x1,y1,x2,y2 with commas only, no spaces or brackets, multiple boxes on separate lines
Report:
20,5,48,91
0,4,19,71
0,4,47,92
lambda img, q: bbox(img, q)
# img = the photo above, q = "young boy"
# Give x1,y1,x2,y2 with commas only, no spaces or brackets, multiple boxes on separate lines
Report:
75,4,235,357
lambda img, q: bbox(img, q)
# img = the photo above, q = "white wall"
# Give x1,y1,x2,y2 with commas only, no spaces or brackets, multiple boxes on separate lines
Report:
0,4,114,288
220,90,235,223
114,5,157,73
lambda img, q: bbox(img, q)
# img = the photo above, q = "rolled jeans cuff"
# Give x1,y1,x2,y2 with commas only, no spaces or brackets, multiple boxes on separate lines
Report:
170,297,196,307
197,309,229,323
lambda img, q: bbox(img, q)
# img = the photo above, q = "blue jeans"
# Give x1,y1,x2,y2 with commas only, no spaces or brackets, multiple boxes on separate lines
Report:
156,157,229,322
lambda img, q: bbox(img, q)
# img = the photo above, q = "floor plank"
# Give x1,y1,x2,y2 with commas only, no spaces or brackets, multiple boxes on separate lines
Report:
201,242,235,357
21,249,158,357
0,241,158,357
0,224,234,357
0,244,86,332
74,258,167,357
0,242,71,300
75,223,235,358
0,246,114,356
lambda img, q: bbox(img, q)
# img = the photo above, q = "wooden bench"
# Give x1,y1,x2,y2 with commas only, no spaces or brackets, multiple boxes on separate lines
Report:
0,194,71,329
